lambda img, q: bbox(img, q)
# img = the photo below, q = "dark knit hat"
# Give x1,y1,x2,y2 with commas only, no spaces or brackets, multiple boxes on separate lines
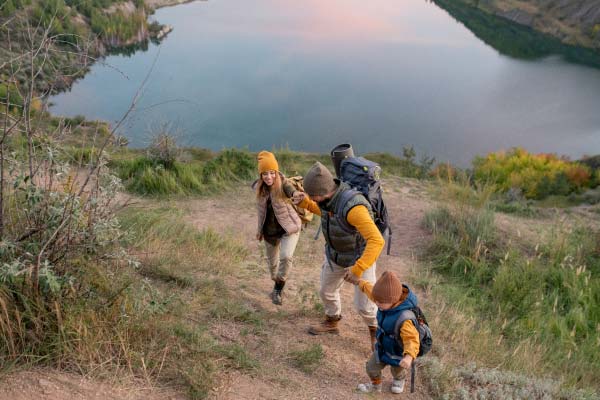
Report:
303,162,337,197
372,271,403,304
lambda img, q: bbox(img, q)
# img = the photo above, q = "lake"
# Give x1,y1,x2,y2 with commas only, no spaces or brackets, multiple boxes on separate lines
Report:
49,0,600,166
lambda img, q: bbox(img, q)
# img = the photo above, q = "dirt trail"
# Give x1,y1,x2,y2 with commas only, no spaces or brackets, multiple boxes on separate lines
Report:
0,178,434,400
182,177,434,400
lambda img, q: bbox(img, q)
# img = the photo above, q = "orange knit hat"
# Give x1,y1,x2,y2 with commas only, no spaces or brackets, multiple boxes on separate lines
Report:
257,151,279,174
372,271,403,304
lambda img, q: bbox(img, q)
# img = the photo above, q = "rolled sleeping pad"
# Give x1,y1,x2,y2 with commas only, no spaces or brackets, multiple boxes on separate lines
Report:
330,143,354,178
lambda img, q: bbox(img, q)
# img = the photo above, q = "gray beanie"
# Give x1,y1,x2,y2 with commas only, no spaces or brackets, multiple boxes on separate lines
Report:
304,162,337,197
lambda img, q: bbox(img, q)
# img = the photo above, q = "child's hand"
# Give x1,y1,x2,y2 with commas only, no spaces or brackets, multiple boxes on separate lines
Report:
399,355,413,369
291,191,305,205
343,270,360,285
256,232,263,241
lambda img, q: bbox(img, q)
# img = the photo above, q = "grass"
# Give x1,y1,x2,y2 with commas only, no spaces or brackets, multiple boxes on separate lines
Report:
288,344,324,374
418,179,600,398
0,203,263,399
111,148,256,196
110,145,436,197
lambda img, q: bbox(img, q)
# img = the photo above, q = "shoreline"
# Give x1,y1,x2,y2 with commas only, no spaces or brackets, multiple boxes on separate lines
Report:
145,0,199,11
44,0,191,95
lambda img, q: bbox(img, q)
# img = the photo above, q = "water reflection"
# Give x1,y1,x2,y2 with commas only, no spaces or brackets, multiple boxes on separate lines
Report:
49,0,600,166
431,0,600,68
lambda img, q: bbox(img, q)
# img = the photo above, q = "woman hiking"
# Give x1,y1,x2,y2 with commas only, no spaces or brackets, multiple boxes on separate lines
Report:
254,151,302,305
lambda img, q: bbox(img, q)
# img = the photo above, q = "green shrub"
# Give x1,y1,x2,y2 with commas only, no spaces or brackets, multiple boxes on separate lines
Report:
112,156,203,196
473,148,594,199
424,200,600,389
366,146,435,179
1,0,16,17
90,8,147,45
147,131,179,169
200,148,255,189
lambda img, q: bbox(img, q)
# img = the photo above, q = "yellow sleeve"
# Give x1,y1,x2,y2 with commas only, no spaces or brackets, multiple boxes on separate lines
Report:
346,205,385,277
400,320,420,360
357,280,375,302
298,196,321,216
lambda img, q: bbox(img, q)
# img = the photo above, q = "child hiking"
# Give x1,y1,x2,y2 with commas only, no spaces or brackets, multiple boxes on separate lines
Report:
345,270,420,394
254,151,302,305
292,161,385,349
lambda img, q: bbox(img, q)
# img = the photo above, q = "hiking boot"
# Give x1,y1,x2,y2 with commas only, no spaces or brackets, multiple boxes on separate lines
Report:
357,382,382,393
271,289,282,305
391,379,405,394
271,280,285,305
368,325,377,352
308,315,341,335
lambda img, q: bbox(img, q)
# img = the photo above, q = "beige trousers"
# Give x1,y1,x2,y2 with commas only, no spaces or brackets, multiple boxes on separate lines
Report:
264,232,300,282
319,256,377,327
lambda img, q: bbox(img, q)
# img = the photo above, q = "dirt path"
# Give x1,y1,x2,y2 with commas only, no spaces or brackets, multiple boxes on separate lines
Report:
0,177,434,400
0,369,185,400
180,177,434,400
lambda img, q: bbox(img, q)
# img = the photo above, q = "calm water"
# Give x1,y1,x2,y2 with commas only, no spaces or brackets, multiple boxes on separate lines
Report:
49,0,600,166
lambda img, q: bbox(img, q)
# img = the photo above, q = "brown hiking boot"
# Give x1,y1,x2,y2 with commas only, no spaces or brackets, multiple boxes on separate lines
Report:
368,326,377,352
308,315,341,335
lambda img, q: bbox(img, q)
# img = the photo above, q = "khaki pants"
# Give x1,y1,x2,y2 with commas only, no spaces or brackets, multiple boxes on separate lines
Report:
366,351,406,381
264,232,300,282
319,256,377,327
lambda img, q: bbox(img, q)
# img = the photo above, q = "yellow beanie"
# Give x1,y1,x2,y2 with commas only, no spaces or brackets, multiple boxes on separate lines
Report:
257,151,279,174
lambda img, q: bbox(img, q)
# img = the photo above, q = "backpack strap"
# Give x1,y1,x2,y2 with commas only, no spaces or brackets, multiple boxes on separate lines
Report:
334,189,361,234
393,309,418,342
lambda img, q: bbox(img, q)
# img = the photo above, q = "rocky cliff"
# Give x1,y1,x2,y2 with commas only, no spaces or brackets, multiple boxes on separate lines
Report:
457,0,600,49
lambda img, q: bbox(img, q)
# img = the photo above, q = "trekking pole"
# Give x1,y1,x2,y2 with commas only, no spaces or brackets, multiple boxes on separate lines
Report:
410,361,416,393
314,224,322,240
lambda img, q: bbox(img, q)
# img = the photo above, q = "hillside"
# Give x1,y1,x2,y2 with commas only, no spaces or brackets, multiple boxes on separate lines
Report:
1,0,600,398
0,165,598,399
0,0,179,93
443,0,600,49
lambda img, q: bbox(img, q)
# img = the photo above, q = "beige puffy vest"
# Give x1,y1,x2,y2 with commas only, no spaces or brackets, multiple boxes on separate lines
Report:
257,180,302,236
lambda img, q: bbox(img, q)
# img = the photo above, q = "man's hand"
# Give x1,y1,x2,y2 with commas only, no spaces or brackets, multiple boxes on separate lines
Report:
343,270,360,285
256,232,263,241
291,191,305,205
399,355,413,369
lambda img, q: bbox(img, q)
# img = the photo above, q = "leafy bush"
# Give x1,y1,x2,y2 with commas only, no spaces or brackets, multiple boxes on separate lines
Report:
580,154,600,171
0,141,128,361
473,148,595,199
147,131,179,169
0,82,24,115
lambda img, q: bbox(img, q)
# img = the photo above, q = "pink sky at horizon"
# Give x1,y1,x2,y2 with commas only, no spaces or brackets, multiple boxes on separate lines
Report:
178,0,476,49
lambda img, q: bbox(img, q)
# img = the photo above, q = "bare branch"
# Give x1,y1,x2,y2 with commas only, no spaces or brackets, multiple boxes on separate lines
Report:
77,46,162,198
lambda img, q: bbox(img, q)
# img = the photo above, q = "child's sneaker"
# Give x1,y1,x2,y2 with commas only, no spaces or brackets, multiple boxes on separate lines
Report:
357,382,382,393
391,379,405,394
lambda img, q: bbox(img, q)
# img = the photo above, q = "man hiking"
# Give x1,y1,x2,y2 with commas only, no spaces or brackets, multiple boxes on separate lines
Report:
292,161,385,349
